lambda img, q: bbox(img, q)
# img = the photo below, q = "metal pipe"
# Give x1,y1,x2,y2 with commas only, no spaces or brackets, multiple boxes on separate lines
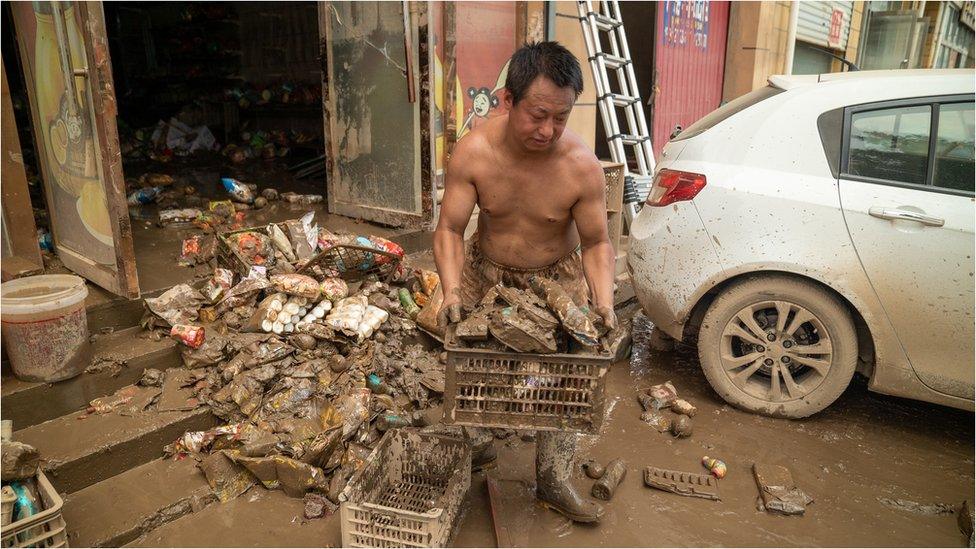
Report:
784,0,800,74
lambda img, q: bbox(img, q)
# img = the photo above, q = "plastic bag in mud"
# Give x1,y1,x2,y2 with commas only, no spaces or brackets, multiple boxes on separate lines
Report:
145,284,205,326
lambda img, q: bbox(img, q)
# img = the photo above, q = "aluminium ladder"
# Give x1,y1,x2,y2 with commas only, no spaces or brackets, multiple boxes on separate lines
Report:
577,0,655,223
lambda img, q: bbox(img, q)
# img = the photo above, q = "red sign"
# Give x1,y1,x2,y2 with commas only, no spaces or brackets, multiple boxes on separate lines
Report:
828,9,844,47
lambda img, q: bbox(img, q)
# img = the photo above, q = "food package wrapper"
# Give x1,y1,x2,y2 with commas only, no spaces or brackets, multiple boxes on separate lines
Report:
145,284,205,326
319,278,348,301
270,273,320,299
325,296,368,336
200,451,256,503
267,223,297,262
355,305,389,340
226,453,329,498
368,235,404,265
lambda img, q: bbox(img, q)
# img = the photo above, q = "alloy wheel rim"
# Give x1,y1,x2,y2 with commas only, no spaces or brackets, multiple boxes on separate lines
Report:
719,300,833,403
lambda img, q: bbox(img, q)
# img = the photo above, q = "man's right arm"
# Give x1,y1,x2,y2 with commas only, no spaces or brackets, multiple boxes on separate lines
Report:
433,140,479,326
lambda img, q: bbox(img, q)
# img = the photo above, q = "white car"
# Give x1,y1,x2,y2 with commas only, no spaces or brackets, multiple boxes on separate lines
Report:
628,69,975,418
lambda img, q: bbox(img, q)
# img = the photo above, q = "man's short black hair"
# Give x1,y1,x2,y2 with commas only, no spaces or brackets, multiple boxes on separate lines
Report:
505,41,583,104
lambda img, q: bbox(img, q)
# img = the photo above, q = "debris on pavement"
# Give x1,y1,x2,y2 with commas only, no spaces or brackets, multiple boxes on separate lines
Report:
640,411,671,433
86,385,158,416
671,399,697,417
670,415,693,438
582,459,605,479
200,451,256,503
303,491,337,519
643,466,720,501
753,463,813,515
638,381,697,438
141,219,458,504
1,442,39,482
447,281,617,355
877,497,955,516
591,459,627,501
702,456,727,479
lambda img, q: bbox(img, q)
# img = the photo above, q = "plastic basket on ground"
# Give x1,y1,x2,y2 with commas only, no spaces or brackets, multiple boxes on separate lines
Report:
339,430,471,548
443,327,612,433
0,471,68,548
298,244,401,283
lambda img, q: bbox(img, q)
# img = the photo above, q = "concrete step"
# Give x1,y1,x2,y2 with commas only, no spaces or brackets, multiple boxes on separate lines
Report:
64,457,213,548
2,327,180,429
126,487,341,547
15,406,217,494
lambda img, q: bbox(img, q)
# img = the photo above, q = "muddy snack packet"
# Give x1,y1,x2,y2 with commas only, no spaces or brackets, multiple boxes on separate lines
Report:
528,276,600,347
488,306,558,353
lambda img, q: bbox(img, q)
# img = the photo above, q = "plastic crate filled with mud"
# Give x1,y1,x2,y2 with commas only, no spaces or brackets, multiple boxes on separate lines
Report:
339,430,471,548
444,278,614,433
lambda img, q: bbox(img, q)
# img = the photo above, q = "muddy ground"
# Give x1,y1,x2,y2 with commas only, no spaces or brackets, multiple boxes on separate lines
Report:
131,309,974,548
450,315,975,547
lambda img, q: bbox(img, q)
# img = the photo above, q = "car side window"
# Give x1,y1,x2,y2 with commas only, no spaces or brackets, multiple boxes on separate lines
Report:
848,105,931,185
933,102,975,193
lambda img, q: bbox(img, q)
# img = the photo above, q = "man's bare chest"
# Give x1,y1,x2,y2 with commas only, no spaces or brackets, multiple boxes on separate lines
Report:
473,170,577,223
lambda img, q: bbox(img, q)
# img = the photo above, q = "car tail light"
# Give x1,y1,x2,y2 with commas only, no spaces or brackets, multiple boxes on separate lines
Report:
645,169,707,207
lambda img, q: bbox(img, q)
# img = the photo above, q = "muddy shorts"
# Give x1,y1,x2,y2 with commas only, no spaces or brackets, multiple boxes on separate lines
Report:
458,234,589,311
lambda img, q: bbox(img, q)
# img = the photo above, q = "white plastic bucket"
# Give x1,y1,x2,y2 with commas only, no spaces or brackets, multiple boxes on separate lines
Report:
1,274,91,383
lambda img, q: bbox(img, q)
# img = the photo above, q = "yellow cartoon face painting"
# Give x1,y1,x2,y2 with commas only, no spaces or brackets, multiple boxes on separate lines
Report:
15,2,115,266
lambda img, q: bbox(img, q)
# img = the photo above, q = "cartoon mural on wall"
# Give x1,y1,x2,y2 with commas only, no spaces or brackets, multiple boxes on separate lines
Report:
12,2,116,266
431,1,516,174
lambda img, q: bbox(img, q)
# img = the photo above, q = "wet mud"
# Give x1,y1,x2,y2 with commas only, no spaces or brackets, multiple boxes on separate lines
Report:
449,313,975,547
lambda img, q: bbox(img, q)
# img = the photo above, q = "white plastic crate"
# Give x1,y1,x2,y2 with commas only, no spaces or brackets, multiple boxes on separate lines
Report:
339,430,470,548
0,470,68,548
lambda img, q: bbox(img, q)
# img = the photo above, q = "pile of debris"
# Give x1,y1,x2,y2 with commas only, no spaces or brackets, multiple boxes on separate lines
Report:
87,216,455,517
637,381,697,437
452,280,615,355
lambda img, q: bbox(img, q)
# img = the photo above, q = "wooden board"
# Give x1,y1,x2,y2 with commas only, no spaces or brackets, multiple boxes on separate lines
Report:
486,474,534,548
10,1,138,297
1,58,43,281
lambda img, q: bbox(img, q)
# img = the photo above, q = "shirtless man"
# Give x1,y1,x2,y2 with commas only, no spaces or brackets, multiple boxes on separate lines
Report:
433,42,616,523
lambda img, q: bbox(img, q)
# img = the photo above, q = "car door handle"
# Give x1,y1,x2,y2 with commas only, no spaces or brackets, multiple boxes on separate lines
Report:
868,207,945,227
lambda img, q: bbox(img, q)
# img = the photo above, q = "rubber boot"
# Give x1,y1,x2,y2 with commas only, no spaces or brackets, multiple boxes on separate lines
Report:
535,431,605,523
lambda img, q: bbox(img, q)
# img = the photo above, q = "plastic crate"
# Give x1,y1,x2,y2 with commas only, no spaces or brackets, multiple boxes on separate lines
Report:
443,328,613,433
339,430,471,548
0,471,68,548
298,244,401,283
0,488,13,528
218,225,401,282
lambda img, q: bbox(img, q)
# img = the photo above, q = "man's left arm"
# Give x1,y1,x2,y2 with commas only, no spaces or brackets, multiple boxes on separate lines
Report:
571,158,617,330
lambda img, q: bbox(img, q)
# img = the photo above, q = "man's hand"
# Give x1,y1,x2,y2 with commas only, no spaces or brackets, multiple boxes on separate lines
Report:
437,294,463,329
594,305,617,332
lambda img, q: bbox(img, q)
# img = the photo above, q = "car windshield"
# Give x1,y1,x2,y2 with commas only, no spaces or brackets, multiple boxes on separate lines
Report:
673,85,784,141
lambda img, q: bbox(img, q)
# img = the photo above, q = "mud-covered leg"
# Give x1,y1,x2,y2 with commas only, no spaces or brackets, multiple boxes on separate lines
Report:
535,431,604,523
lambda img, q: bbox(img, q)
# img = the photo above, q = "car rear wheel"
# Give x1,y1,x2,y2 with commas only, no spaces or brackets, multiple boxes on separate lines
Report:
698,275,858,418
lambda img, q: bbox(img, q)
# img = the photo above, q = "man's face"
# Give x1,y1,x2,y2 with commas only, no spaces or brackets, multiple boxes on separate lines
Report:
504,76,575,152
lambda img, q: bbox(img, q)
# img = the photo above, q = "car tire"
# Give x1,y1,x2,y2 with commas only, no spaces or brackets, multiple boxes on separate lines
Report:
698,275,858,418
